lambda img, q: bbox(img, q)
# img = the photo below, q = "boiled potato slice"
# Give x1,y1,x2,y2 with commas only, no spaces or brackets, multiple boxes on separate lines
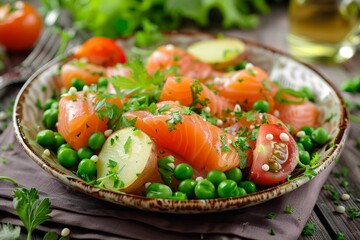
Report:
97,127,157,194
187,38,246,70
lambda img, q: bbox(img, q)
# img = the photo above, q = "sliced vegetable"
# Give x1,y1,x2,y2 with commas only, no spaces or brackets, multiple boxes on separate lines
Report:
97,127,157,193
187,38,245,70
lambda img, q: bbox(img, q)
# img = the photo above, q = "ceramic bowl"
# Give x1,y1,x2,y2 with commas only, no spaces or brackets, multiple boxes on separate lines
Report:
13,32,349,213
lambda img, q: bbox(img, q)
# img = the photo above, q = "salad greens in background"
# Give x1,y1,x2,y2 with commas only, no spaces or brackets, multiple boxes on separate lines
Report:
39,0,285,38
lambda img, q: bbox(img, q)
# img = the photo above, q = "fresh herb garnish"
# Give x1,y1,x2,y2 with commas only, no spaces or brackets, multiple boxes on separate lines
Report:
301,222,315,236
265,212,275,219
284,205,294,214
275,88,306,105
158,155,175,185
124,136,132,154
13,188,52,240
347,206,360,220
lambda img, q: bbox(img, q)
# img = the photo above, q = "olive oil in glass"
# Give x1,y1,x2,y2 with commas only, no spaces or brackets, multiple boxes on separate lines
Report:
288,0,360,63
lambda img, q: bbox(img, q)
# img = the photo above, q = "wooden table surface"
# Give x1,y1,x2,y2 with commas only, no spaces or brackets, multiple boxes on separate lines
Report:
1,2,359,239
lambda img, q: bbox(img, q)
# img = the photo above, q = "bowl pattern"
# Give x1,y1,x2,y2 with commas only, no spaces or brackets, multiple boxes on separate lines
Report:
13,32,349,213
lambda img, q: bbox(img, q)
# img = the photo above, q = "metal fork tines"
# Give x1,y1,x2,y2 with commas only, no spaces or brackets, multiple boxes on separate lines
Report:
0,9,82,91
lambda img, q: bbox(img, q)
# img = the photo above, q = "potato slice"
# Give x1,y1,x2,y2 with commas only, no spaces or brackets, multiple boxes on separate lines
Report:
187,38,246,70
97,127,157,194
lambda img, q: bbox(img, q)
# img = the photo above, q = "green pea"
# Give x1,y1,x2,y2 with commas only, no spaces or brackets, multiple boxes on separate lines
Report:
340,80,357,93
238,181,256,194
297,142,305,151
36,130,55,147
168,191,187,200
57,143,71,154
77,147,94,160
194,179,215,199
206,170,227,186
300,126,313,136
78,159,97,176
57,148,79,168
311,127,328,145
97,77,109,88
299,150,311,165
217,180,239,198
252,100,270,113
50,133,66,151
238,187,247,196
225,168,242,184
299,136,314,152
44,99,57,110
88,131,106,150
174,163,193,180
299,86,315,101
178,179,197,199
146,183,173,199
71,78,86,91
50,101,59,109
42,108,58,129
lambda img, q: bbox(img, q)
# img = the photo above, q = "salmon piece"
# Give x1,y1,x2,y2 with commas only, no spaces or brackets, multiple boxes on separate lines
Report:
214,66,276,112
61,60,106,89
159,76,234,117
275,100,318,132
145,45,221,82
105,64,131,94
58,91,122,150
124,101,242,172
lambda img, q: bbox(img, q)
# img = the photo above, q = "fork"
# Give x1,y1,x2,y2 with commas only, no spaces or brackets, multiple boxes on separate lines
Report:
0,10,79,90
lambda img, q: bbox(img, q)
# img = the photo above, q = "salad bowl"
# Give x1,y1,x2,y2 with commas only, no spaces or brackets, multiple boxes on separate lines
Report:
13,32,349,213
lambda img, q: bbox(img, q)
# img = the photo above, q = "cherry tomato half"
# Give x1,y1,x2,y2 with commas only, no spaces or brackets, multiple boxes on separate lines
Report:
0,1,42,51
74,36,127,67
249,124,298,185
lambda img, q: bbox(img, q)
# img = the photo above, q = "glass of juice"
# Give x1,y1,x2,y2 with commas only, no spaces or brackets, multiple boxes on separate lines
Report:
287,0,360,64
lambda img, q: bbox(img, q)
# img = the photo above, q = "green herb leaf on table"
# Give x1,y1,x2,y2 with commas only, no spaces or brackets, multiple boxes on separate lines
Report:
13,188,52,240
301,222,315,236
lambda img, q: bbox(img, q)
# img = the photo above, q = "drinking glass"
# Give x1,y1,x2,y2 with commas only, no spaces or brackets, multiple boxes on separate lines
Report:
287,0,360,64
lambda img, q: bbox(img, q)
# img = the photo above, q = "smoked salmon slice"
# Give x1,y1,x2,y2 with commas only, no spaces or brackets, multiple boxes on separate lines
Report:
214,66,277,112
145,45,221,82
58,91,122,150
124,101,243,172
60,60,105,89
159,76,234,117
275,100,318,132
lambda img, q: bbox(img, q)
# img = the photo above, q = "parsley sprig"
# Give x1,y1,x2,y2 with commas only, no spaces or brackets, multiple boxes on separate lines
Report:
13,188,52,240
295,152,320,180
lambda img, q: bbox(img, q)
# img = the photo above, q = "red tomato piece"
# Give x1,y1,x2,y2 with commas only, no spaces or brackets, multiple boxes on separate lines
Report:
0,1,42,51
249,124,298,185
74,36,127,67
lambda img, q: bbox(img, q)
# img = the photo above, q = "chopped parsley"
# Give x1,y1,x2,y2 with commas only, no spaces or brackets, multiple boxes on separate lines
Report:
265,212,275,219
301,222,315,236
124,136,132,154
166,110,182,132
284,205,294,214
347,207,360,220
220,135,231,152
335,231,345,240
262,79,272,91
158,103,172,114
157,156,175,185
269,228,276,236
